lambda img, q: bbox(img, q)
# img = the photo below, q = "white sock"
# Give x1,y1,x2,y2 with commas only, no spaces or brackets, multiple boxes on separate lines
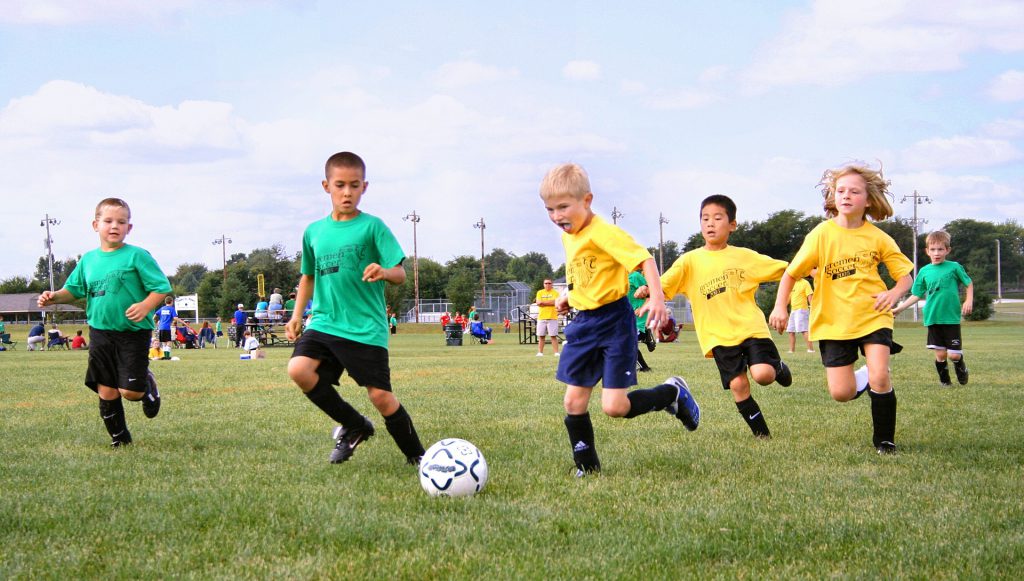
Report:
855,365,869,393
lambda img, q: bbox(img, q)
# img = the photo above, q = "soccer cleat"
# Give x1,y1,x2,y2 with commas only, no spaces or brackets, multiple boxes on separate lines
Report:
110,430,133,448
852,365,870,399
142,370,160,419
664,376,700,431
535,352,544,357
953,359,968,385
573,464,600,478
643,329,657,352
407,455,423,467
329,418,375,464
775,361,793,387
876,441,897,455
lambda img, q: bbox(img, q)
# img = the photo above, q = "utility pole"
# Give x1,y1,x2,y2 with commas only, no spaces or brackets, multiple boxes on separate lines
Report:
996,238,1002,302
473,218,487,302
900,190,931,322
658,212,669,273
611,207,623,225
403,211,421,323
212,235,232,285
40,214,60,294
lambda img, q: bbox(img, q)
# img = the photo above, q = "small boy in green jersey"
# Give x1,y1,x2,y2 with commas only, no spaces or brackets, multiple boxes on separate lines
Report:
38,198,171,447
893,230,973,386
659,195,792,439
285,152,425,466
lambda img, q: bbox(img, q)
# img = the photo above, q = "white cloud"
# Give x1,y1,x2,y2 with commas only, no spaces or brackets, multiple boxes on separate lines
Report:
434,61,520,89
890,170,1023,227
562,60,601,81
981,117,1024,138
0,0,197,24
741,0,1024,92
619,79,647,96
989,70,1024,101
643,89,717,110
900,136,1022,170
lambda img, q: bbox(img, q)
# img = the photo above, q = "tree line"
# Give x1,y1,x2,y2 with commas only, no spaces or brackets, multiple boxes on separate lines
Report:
3,213,1021,320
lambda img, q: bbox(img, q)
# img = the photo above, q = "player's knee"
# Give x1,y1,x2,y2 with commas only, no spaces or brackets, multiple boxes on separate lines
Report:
286,360,316,390
121,389,143,401
601,400,629,418
828,384,855,402
750,366,774,386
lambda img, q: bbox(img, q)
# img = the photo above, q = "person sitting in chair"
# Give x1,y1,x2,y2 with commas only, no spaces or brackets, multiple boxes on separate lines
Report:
469,313,493,343
47,324,70,350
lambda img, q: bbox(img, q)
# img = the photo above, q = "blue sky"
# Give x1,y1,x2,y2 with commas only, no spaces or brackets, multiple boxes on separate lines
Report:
2,0,1022,282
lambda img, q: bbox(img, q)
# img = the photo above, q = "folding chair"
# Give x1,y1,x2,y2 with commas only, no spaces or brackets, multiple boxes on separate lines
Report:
0,333,16,350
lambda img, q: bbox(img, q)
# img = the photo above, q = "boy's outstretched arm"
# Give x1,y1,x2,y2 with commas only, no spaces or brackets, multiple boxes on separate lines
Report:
363,263,406,285
892,294,921,316
635,258,667,331
873,274,913,312
285,274,314,341
37,289,74,308
126,292,169,323
769,273,797,334
962,281,974,316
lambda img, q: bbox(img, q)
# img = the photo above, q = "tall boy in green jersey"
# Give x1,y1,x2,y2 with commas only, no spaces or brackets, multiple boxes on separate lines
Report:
893,230,974,386
38,198,171,447
285,152,425,466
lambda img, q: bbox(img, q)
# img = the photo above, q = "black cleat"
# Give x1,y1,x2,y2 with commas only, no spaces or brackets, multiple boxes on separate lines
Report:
775,361,792,387
329,418,375,464
573,464,601,478
953,359,969,385
407,455,423,467
142,370,160,419
111,430,133,448
876,441,897,455
642,329,657,352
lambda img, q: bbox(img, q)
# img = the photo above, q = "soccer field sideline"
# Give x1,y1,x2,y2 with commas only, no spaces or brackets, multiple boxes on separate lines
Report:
1,323,1022,579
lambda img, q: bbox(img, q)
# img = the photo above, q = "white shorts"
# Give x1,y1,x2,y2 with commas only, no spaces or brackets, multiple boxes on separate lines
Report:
786,309,809,333
537,319,560,337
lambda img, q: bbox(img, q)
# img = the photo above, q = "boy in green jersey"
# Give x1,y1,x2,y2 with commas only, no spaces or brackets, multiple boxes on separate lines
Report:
285,152,425,466
893,230,974,386
38,198,172,447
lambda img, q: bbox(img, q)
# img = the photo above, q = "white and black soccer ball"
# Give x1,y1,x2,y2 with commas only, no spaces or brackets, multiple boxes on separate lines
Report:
418,438,488,497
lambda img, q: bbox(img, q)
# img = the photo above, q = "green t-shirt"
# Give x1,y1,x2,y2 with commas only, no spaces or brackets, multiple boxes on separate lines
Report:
63,244,172,332
628,270,648,332
911,260,972,326
301,212,405,348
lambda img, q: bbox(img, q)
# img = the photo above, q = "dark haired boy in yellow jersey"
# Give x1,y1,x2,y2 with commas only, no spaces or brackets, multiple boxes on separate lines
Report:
660,194,792,439
540,163,700,477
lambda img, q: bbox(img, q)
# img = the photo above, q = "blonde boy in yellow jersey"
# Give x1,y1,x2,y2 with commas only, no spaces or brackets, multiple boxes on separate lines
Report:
660,195,792,439
770,163,913,455
540,163,700,477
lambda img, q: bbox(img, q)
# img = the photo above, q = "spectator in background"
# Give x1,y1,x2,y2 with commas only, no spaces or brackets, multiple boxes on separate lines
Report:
71,329,89,350
27,322,46,351
234,303,248,348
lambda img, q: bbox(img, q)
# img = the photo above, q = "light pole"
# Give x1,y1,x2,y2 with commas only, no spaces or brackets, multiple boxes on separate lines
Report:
212,235,232,285
403,211,421,323
473,218,486,302
900,190,931,322
40,214,60,294
658,212,669,273
611,206,623,225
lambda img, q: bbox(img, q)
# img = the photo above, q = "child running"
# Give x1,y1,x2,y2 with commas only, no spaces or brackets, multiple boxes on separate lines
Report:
769,163,913,454
38,198,171,447
540,162,699,477
658,194,792,439
285,151,425,466
892,230,973,386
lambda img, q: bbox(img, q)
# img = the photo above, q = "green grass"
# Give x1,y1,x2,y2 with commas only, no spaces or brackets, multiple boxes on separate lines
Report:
2,323,1023,579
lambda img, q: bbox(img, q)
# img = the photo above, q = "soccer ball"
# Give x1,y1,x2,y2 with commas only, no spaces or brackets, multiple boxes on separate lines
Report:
418,438,488,497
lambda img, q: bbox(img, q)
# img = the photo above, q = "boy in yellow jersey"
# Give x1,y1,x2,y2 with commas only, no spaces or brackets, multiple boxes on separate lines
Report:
534,279,561,356
659,195,792,439
770,163,913,455
786,269,815,353
540,163,700,477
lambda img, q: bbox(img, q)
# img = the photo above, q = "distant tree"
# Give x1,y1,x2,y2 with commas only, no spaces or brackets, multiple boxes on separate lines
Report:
486,248,515,283
507,252,554,289
170,262,208,295
33,255,78,290
646,240,683,270
0,276,37,294
218,272,250,318
196,271,224,318
446,270,479,313
416,258,446,299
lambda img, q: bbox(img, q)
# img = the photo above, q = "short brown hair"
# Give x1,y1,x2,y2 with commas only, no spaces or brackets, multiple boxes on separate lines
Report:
926,230,951,248
325,151,366,179
95,197,131,219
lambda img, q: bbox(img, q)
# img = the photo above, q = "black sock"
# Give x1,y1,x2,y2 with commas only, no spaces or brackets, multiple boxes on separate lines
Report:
736,397,770,437
565,413,600,472
304,377,364,427
869,389,897,447
98,397,129,441
935,360,950,384
624,384,677,418
384,404,425,459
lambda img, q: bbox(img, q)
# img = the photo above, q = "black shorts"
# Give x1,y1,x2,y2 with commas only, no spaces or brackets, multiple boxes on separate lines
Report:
158,329,172,343
291,329,392,391
926,324,963,352
85,328,152,393
819,328,903,368
711,337,781,389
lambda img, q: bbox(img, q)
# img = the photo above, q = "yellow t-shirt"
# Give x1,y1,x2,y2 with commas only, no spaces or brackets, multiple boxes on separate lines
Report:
534,289,559,320
562,215,652,311
662,246,787,357
787,220,914,341
789,278,813,312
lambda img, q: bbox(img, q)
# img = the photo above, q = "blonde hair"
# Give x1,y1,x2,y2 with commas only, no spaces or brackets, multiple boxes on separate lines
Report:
926,230,951,248
540,163,591,201
95,197,131,220
819,163,893,221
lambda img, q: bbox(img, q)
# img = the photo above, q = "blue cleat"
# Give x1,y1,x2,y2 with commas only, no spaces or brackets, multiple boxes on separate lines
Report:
664,376,700,431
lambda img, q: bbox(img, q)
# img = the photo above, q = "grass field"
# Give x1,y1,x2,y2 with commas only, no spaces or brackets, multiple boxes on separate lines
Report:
2,322,1022,579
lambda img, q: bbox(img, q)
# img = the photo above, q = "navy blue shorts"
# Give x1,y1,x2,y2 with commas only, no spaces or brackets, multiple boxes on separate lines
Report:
556,297,638,389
